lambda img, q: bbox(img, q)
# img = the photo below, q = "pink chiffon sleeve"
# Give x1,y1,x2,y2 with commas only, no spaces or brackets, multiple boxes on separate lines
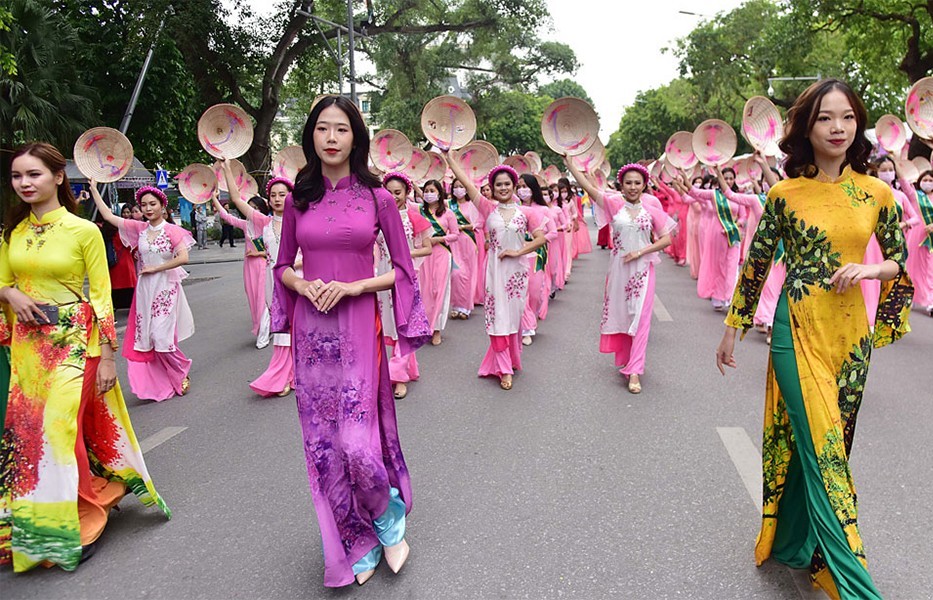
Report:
248,208,273,231
407,207,432,236
271,195,299,333
894,189,920,227
117,218,148,249
440,211,461,244
595,190,625,228
374,188,432,355
165,223,196,253
216,203,248,231
543,212,559,242
519,205,547,234
645,201,678,239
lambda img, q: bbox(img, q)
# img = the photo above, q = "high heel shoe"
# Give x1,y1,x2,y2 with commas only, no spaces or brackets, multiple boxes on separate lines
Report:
355,568,376,585
384,539,410,574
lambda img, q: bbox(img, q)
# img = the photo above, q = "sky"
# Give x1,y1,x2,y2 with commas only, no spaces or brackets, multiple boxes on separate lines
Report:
241,1,748,140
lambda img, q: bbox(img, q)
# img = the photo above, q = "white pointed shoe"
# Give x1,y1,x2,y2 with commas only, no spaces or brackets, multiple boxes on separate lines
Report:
384,539,410,574
355,568,375,585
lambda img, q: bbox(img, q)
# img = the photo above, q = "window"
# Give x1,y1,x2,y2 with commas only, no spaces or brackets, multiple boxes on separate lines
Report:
361,100,371,113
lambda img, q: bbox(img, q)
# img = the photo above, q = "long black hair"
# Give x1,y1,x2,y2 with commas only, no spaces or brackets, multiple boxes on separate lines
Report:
422,179,448,217
520,173,548,207
292,95,381,211
779,78,871,179
556,177,572,208
248,195,270,216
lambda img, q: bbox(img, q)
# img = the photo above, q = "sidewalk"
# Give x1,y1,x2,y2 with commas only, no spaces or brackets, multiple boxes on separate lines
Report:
188,243,246,265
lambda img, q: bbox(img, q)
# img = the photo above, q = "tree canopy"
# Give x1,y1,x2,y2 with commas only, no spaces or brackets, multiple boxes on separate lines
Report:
606,0,931,164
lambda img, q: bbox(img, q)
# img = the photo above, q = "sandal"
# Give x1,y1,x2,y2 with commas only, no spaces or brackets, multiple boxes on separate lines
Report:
180,376,191,396
393,383,407,399
499,375,513,390
277,385,292,397
627,376,642,394
521,335,533,346
431,331,442,346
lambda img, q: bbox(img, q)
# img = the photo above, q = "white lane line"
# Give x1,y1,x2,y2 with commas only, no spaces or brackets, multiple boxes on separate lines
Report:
653,294,673,322
139,426,187,454
717,427,824,599
717,427,762,507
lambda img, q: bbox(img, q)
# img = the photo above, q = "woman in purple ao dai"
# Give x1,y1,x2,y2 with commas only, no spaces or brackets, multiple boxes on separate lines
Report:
271,96,430,587
567,160,675,394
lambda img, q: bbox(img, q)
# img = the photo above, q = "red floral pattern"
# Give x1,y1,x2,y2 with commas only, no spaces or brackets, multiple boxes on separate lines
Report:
2,386,44,496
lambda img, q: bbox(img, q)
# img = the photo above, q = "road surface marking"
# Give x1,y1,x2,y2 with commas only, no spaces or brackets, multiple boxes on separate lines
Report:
140,427,187,454
653,294,673,322
717,427,823,599
717,427,761,507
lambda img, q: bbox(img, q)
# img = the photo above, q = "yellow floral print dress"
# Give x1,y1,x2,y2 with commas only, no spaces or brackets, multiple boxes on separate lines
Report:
0,207,170,573
726,167,912,598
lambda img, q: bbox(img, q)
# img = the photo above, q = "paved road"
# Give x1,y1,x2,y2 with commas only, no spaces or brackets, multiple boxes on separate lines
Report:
4,229,932,599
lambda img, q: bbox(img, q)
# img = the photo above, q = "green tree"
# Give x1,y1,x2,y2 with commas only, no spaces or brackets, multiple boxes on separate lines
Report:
55,0,204,170
538,78,593,105
473,89,562,164
606,79,700,165
0,0,96,154
788,0,933,157
0,6,15,75
363,0,577,144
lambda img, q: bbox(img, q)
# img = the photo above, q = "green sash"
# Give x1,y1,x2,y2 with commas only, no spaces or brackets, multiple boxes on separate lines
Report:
917,190,933,251
757,193,767,208
714,190,742,247
449,201,476,244
421,205,451,252
773,239,785,264
894,200,904,224
525,233,548,271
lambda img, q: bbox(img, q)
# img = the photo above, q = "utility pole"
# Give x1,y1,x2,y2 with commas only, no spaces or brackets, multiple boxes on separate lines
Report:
347,0,357,106
119,10,171,134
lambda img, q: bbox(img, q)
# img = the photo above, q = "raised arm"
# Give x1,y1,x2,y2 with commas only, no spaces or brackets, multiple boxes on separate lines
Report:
563,156,604,209
445,150,481,202
89,181,124,228
218,157,255,219
753,152,779,189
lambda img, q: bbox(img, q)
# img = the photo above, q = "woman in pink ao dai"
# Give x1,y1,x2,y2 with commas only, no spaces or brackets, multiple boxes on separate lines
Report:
567,160,675,394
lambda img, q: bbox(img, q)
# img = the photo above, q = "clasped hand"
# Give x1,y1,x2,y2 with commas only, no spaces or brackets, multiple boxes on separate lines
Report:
827,263,879,294
300,278,363,313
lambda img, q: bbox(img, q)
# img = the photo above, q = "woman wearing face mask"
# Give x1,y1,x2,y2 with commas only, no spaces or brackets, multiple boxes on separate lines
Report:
572,183,593,257
213,178,273,349
448,178,479,320
653,176,688,266
446,157,548,390
417,179,460,345
91,182,195,402
1,143,170,571
862,157,920,326
717,79,911,599
686,166,759,311
379,172,433,399
273,96,430,586
566,159,675,394
558,179,577,280
685,175,705,278
516,174,559,345
898,168,933,315
549,181,570,291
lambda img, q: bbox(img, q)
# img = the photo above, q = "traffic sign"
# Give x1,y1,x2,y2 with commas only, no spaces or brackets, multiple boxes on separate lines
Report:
155,169,169,189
